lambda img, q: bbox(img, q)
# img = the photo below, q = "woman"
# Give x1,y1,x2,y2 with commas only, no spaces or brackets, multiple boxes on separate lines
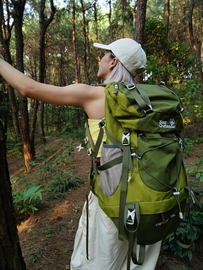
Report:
0,38,161,269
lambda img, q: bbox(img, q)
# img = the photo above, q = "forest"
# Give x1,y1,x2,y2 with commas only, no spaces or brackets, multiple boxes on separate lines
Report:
0,0,203,269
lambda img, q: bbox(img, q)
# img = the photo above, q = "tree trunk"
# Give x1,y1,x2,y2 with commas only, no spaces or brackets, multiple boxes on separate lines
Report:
188,0,203,89
80,0,89,84
108,0,113,40
13,0,33,171
134,0,147,83
30,100,39,157
38,0,56,143
164,0,170,27
7,84,21,140
0,0,21,141
72,0,80,83
93,4,101,84
0,120,27,270
38,1,46,144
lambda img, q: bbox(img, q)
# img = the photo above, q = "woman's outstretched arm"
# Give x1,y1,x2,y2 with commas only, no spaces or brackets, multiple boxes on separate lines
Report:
0,57,105,118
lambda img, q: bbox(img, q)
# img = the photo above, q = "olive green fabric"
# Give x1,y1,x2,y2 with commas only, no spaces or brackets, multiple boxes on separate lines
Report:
87,82,188,266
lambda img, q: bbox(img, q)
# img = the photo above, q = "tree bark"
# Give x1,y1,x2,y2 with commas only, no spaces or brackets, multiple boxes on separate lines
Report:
72,0,80,83
80,0,89,83
0,0,21,141
108,0,113,40
134,0,147,83
164,0,170,27
0,120,27,270
38,0,56,143
13,0,33,171
188,0,203,89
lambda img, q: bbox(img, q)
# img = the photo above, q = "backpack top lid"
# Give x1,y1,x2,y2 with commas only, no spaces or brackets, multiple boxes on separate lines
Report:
104,82,184,135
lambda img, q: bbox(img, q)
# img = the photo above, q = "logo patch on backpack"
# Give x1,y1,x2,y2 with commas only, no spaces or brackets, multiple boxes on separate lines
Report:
159,118,176,129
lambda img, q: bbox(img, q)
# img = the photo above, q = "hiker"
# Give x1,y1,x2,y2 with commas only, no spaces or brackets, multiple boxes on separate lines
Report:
0,38,161,269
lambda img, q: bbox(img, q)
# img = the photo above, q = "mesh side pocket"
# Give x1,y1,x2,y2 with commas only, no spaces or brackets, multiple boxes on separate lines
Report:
99,144,122,196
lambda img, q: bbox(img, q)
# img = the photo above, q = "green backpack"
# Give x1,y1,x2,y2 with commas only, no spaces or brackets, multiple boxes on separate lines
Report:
84,82,194,269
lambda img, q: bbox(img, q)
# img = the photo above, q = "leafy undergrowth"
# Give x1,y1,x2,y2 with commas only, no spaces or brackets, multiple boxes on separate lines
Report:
7,136,203,270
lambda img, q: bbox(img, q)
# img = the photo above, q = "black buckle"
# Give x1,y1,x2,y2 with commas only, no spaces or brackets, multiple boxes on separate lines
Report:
98,118,105,128
144,105,153,114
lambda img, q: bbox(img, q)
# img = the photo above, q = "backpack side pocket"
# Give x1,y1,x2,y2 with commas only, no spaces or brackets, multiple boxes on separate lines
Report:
99,144,123,196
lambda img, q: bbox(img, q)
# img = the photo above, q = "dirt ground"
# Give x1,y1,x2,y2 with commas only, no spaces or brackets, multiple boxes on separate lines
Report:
8,138,203,270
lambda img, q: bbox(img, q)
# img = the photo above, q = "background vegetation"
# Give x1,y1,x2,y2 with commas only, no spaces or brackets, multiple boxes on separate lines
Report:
0,0,203,170
0,0,203,269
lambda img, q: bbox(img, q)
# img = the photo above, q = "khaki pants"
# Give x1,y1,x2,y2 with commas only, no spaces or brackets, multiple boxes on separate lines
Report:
70,192,161,270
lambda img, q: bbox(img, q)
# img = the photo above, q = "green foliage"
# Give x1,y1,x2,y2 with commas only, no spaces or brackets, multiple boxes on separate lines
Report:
48,171,83,198
13,185,43,214
43,220,54,237
6,141,23,158
185,150,203,183
26,252,41,263
43,105,86,135
162,139,203,261
144,18,194,85
183,137,195,158
187,162,203,183
180,77,203,129
162,194,203,261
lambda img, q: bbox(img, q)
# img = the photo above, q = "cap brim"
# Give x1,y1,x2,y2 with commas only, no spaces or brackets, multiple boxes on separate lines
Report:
93,43,109,50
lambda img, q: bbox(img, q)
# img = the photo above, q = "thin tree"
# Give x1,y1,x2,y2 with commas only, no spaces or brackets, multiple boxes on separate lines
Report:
164,0,170,27
188,0,203,89
72,0,80,83
134,0,147,83
107,0,113,40
80,0,90,84
0,0,21,141
38,0,56,144
0,119,27,270
13,0,34,171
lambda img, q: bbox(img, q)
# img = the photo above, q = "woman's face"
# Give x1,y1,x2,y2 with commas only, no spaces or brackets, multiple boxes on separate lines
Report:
97,50,116,80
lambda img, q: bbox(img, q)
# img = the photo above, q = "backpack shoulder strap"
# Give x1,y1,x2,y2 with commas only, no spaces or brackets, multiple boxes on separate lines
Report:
123,82,153,113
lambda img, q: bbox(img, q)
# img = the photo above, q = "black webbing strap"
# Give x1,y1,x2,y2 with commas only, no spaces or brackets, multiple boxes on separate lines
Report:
92,119,105,158
85,119,105,177
98,156,123,170
101,126,133,241
101,127,132,172
86,192,89,260
123,202,145,269
85,119,104,261
118,144,131,240
131,240,145,266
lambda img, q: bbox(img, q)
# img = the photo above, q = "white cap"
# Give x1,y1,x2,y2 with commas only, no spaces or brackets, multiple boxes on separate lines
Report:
93,38,146,76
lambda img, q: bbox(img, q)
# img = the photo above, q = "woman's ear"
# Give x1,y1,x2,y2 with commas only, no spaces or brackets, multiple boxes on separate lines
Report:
110,57,118,69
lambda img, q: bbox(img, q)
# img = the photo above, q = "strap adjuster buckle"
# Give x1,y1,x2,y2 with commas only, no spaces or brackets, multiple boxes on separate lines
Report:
122,131,130,145
126,83,136,90
84,136,88,145
87,148,92,156
76,144,84,152
126,209,136,225
98,118,105,128
144,105,153,114
124,203,140,234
